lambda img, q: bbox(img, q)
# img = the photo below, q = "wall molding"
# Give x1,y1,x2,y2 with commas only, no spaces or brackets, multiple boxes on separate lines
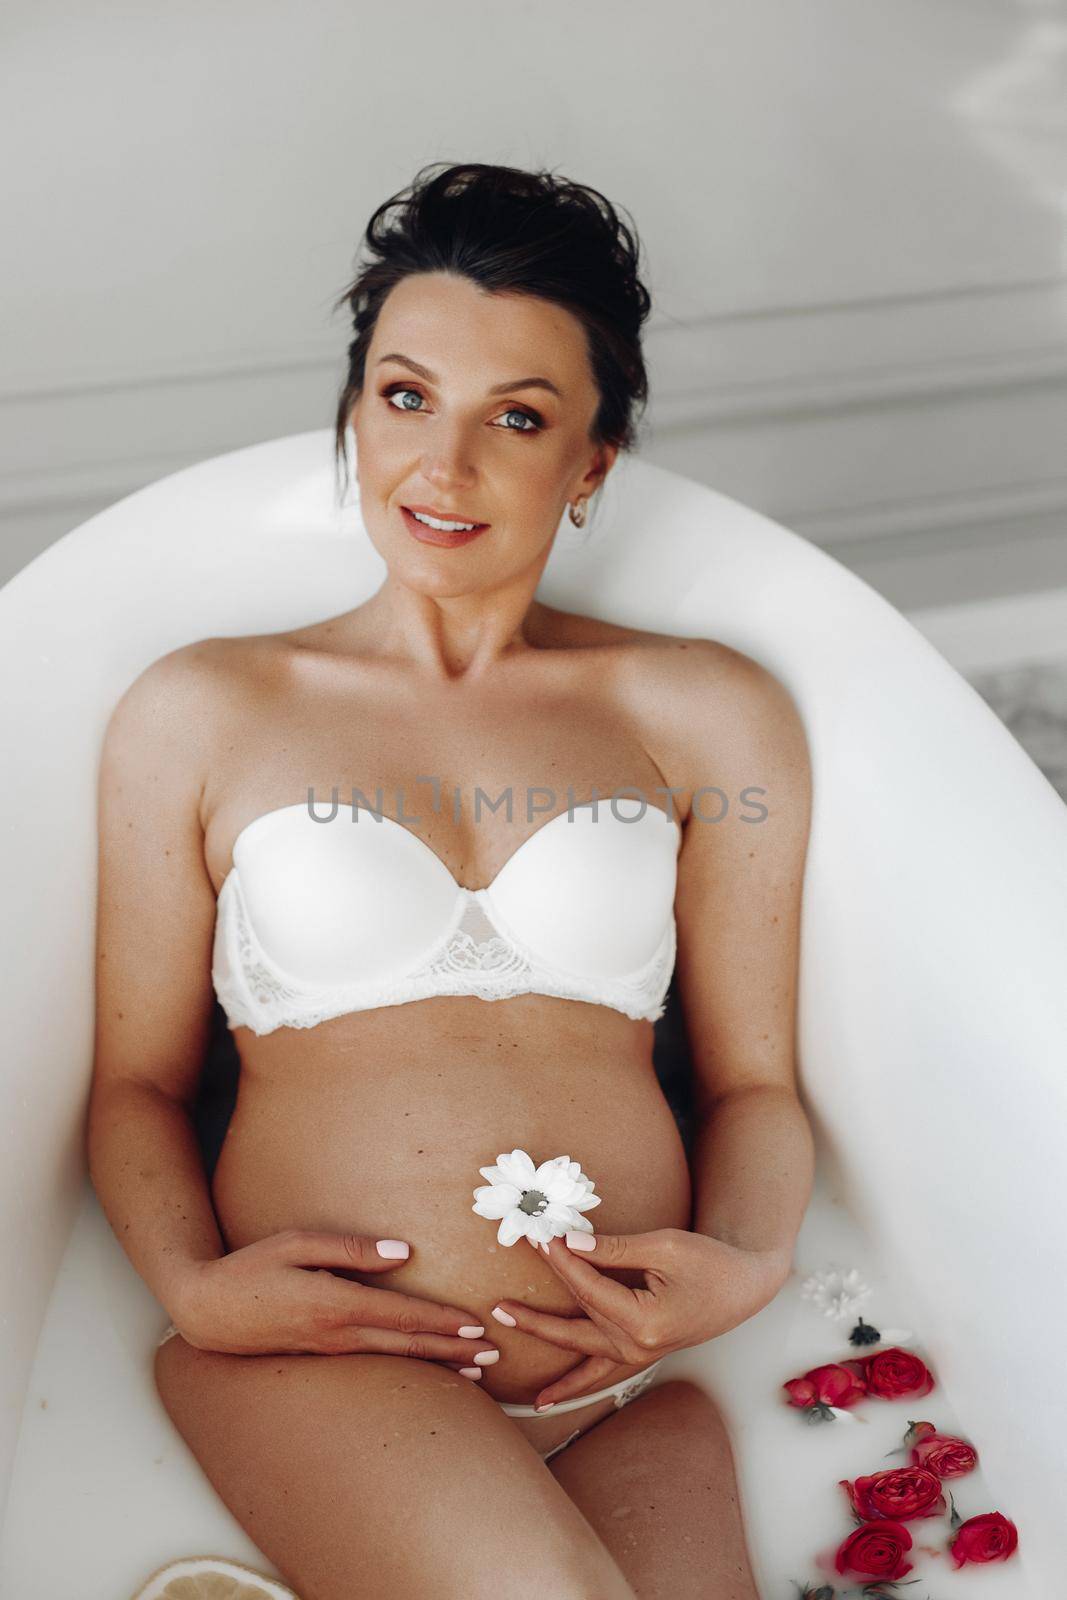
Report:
646,274,1067,429
781,474,1067,553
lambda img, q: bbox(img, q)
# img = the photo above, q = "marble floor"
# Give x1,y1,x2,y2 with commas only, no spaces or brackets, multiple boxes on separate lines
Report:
966,659,1067,804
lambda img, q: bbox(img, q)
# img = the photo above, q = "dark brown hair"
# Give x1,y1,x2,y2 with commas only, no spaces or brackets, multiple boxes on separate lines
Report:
330,161,653,509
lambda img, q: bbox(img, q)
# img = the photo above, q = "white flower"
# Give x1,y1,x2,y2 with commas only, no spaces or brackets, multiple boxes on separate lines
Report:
799,1263,873,1322
472,1148,602,1247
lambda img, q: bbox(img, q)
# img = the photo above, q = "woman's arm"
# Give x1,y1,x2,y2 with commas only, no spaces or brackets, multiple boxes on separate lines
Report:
688,1087,814,1270
86,641,226,1322
670,644,816,1288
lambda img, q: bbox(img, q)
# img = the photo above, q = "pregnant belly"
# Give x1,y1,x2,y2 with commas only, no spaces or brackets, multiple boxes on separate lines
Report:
209,1043,693,1405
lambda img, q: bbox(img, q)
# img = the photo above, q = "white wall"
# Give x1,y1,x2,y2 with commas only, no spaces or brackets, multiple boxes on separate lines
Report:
3,0,1065,608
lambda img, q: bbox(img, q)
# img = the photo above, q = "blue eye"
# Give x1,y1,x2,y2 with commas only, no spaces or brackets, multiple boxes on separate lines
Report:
385,386,426,413
381,385,543,433
496,408,539,433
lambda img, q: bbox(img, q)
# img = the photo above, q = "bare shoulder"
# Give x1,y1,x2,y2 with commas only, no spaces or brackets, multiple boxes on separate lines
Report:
102,634,273,795
117,631,289,713
107,634,231,733
614,631,811,800
538,605,810,775
669,636,808,751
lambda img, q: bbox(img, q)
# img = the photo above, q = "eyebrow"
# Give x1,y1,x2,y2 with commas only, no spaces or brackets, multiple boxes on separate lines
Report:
376,352,563,399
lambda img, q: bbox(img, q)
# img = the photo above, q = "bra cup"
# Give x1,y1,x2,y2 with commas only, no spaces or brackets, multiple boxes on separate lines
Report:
485,800,679,978
234,809,460,984
214,796,681,1031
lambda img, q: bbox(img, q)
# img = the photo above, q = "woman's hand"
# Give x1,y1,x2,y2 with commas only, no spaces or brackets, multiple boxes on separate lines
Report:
493,1227,789,1410
167,1227,500,1374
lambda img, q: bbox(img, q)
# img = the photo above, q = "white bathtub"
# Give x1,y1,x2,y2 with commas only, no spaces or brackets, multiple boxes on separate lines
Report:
2,433,1063,1597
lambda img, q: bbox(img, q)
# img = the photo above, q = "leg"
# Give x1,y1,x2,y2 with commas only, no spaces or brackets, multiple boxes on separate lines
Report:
154,1333,639,1600
547,1379,761,1600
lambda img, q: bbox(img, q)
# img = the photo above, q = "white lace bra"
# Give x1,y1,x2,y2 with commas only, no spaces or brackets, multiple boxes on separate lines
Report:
211,796,681,1035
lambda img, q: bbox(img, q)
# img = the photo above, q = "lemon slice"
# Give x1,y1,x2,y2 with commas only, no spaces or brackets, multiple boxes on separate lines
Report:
129,1554,300,1600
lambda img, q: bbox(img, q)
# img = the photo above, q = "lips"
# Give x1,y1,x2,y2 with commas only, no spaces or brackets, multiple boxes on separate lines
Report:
400,505,490,547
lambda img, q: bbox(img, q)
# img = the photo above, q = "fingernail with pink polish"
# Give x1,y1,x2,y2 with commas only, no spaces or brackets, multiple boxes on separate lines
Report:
565,1231,596,1250
376,1239,410,1258
491,1306,517,1327
460,1367,483,1380
458,1325,485,1337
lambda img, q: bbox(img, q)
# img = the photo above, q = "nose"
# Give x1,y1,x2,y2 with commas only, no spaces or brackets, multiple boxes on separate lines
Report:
421,419,478,490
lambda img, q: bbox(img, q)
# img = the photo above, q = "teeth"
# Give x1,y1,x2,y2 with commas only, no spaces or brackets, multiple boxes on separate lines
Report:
411,510,478,532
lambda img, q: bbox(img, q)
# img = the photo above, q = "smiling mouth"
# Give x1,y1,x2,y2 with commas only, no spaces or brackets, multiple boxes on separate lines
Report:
400,505,491,545
403,506,489,530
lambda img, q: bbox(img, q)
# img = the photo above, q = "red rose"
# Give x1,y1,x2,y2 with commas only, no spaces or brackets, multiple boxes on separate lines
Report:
782,1361,869,1410
909,1427,978,1478
840,1466,946,1521
949,1511,1019,1567
834,1519,914,1580
860,1346,934,1399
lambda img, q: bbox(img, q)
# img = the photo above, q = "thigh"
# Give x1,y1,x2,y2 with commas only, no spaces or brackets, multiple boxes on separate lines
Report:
154,1333,637,1600
547,1379,761,1600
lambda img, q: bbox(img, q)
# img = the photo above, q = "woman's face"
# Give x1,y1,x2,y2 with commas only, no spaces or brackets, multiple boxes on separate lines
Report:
347,271,616,590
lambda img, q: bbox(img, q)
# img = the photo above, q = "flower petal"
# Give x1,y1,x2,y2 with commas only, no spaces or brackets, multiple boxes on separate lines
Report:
564,1217,594,1235
496,1149,538,1187
472,1184,522,1219
532,1155,571,1187
498,1209,531,1247
543,1203,582,1229
552,1170,594,1203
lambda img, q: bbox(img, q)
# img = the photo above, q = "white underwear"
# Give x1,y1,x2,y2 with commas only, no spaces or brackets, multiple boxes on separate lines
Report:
497,1359,664,1417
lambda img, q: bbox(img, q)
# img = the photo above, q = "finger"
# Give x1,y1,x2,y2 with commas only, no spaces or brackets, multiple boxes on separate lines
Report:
441,1361,489,1383
279,1227,418,1273
529,1236,656,1339
532,1356,623,1410
491,1298,617,1358
307,1278,499,1363
548,1229,677,1272
309,1271,494,1344
318,1321,501,1366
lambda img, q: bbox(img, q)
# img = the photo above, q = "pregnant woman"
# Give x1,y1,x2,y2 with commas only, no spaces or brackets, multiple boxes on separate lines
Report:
87,162,815,1599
